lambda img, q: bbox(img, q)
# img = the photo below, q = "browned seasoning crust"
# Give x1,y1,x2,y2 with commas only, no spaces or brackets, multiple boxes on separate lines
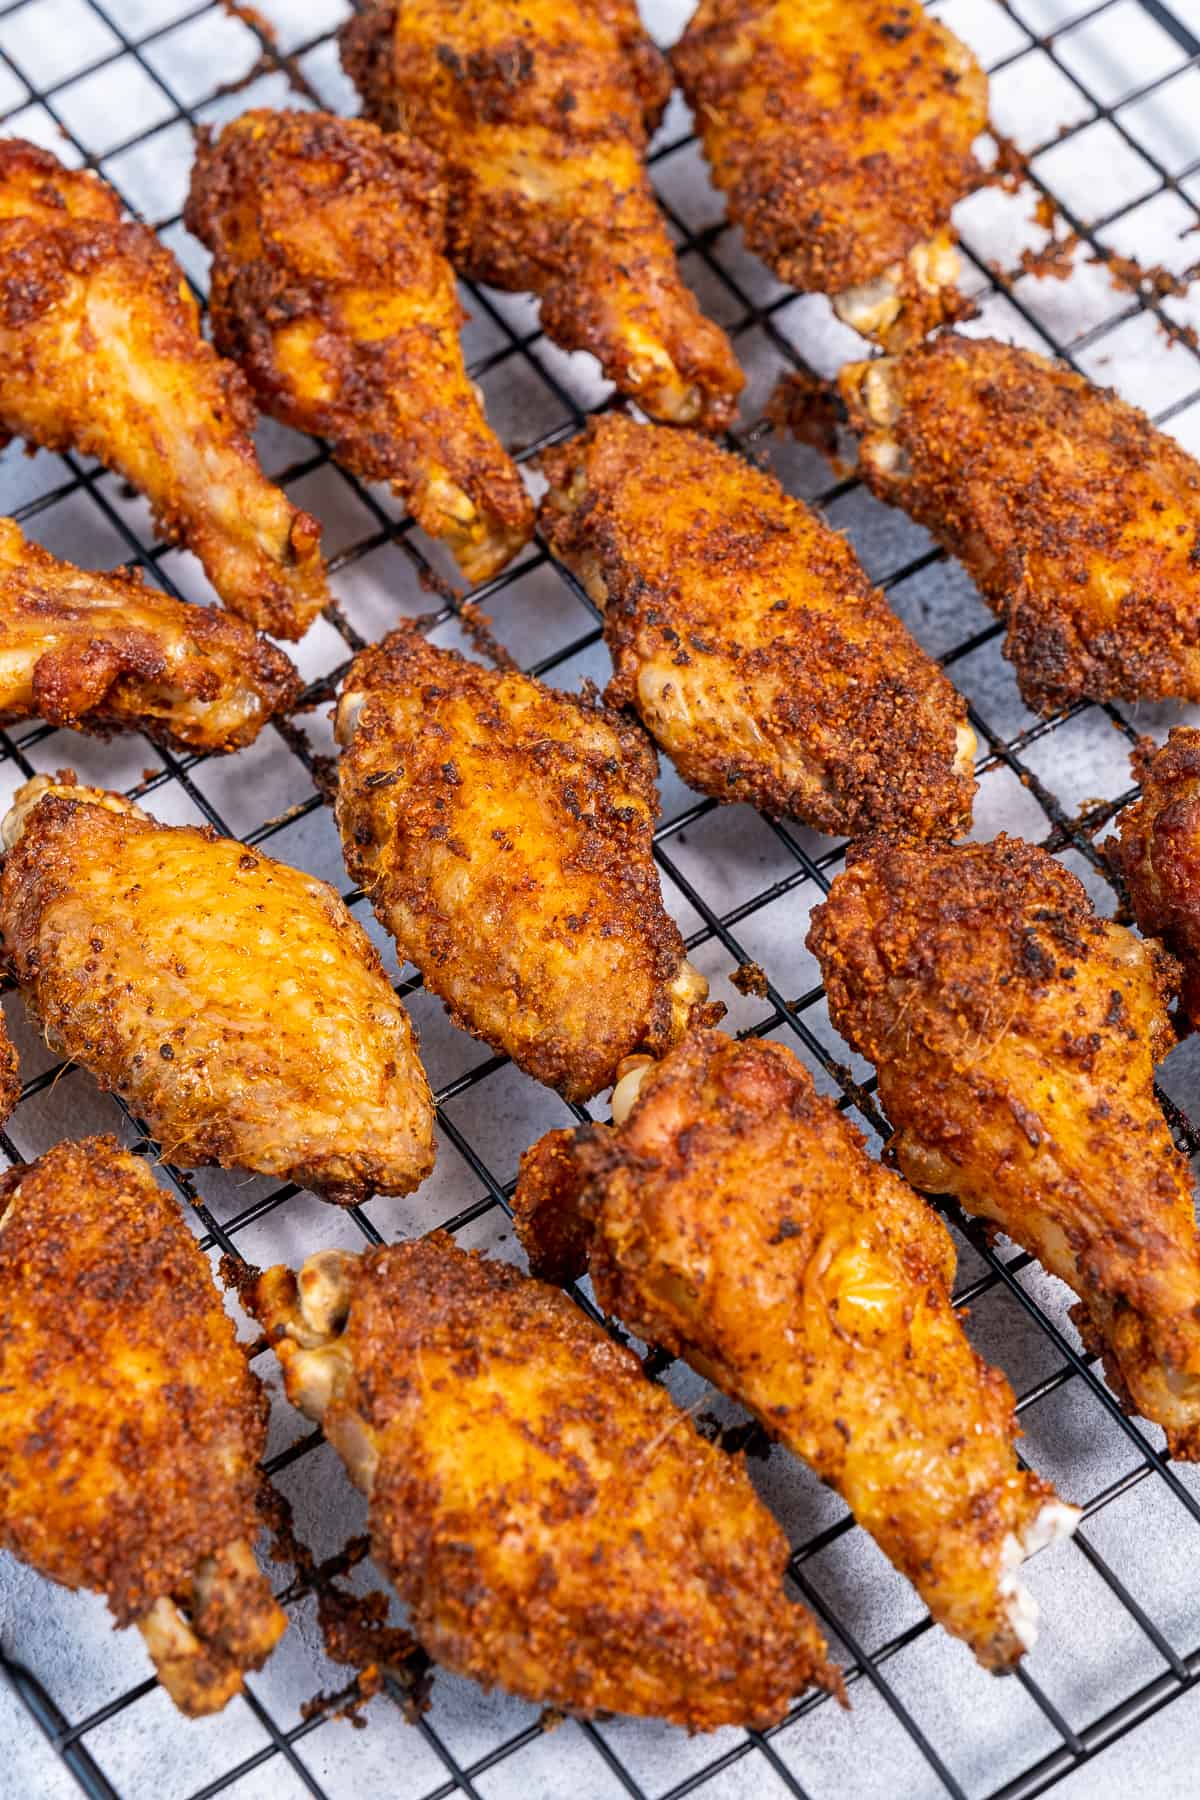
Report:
1109,729,1200,1030
538,413,975,839
0,139,329,640
185,109,533,586
0,1007,18,1127
809,833,1200,1459
334,624,713,1101
339,0,744,430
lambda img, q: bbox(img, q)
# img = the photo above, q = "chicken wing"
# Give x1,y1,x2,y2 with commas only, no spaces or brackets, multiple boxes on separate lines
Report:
250,1231,840,1726
0,139,329,639
335,624,712,1100
1,776,435,1205
1109,730,1200,1031
0,1135,286,1715
810,833,1200,1458
185,110,533,586
538,413,975,838
672,0,987,348
339,0,744,429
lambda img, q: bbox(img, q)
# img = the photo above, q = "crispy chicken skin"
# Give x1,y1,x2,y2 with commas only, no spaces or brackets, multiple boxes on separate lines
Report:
672,0,987,348
339,0,744,429
0,517,299,751
335,625,712,1101
250,1232,840,1726
185,110,533,586
0,1136,286,1715
539,414,975,838
1109,730,1200,1031
0,139,328,639
810,834,1200,1459
0,777,435,1205
828,335,1200,714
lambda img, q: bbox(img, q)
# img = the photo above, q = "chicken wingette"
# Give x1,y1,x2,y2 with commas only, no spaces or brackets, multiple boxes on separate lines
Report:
185,110,533,586
335,624,712,1100
0,139,329,639
810,834,1200,1458
1,776,435,1205
339,0,744,429
672,0,987,348
1109,730,1200,1031
0,1136,286,1715
538,414,975,838
250,1232,841,1726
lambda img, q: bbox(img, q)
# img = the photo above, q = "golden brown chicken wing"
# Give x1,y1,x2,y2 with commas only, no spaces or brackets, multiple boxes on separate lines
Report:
0,139,329,639
339,0,744,429
0,1135,286,1715
250,1231,840,1726
810,833,1200,1458
1109,730,1200,1031
672,0,987,348
335,624,712,1100
185,110,533,586
1,776,435,1205
538,413,975,838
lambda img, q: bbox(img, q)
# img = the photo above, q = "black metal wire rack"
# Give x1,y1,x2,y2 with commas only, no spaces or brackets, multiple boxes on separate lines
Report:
2,0,1200,1794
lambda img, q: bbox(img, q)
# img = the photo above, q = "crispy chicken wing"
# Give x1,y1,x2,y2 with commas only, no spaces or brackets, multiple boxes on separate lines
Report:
539,413,975,838
811,834,1200,1458
335,624,711,1100
339,0,744,429
672,0,987,348
186,110,533,586
1109,730,1200,1031
250,1232,840,1726
0,140,329,639
0,1136,286,1715
0,776,435,1205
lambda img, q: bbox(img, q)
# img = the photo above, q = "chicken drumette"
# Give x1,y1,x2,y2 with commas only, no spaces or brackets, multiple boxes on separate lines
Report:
811,834,1200,1458
0,1136,286,1714
250,1232,840,1727
539,414,975,839
339,0,743,429
1,776,435,1205
0,139,328,639
186,110,533,586
1109,730,1200,1031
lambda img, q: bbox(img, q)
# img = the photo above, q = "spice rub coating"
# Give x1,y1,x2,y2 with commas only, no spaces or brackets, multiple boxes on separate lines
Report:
1109,729,1200,1030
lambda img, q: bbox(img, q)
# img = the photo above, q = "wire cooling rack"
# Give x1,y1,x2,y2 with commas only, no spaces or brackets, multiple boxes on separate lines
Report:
2,0,1200,1795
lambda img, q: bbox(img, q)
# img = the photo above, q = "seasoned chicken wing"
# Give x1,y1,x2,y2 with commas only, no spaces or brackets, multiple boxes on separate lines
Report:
186,110,533,586
811,834,1200,1458
0,139,328,639
335,624,711,1100
1,776,435,1205
339,0,744,429
1109,730,1200,1031
672,0,987,348
250,1232,840,1726
539,414,975,838
0,1136,286,1715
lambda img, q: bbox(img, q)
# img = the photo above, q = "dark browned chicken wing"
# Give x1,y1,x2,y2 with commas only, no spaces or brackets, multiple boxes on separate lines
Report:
1109,730,1200,1030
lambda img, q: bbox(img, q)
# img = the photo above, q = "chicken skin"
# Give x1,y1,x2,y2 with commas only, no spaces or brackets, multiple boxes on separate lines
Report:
672,0,987,348
0,139,328,639
186,110,533,586
335,625,712,1101
539,414,975,839
0,1136,286,1715
250,1232,840,1726
0,516,299,751
1109,730,1200,1031
1,776,435,1205
339,0,744,429
811,834,1200,1459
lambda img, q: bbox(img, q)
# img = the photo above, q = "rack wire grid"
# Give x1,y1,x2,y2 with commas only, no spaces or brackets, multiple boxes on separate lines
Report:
0,0,1199,1795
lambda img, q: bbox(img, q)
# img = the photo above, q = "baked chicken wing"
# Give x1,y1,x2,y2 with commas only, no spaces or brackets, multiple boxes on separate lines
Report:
0,1136,286,1715
810,834,1200,1458
1109,730,1200,1030
335,624,711,1100
1,776,435,1205
0,139,328,639
339,0,744,429
672,0,987,348
185,110,533,586
539,413,975,838
250,1232,840,1726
